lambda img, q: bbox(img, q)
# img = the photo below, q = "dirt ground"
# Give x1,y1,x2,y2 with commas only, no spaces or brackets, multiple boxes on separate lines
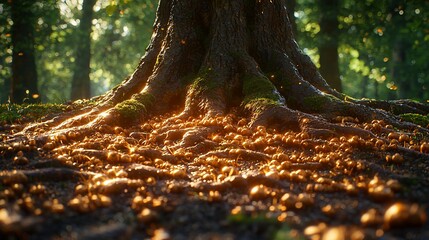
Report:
1,113,428,239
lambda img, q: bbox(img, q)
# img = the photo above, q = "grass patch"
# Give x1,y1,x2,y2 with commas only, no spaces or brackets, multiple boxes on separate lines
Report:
0,103,67,123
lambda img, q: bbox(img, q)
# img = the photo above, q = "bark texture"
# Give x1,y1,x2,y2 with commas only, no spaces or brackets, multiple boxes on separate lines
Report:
24,0,429,137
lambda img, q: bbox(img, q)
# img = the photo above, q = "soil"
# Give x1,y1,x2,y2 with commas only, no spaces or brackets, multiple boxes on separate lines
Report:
1,112,428,240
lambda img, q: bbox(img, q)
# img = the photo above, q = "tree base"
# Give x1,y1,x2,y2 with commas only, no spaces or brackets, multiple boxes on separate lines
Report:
2,0,429,238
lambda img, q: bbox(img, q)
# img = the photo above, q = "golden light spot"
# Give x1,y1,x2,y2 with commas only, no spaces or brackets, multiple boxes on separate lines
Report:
99,111,111,118
18,52,24,56
231,206,242,215
376,229,384,238
383,57,389,62
32,94,39,99
277,212,287,222
387,82,398,91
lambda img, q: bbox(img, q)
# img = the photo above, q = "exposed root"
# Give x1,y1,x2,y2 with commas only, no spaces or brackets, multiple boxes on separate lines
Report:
354,99,429,115
0,168,94,183
197,149,271,163
126,164,169,179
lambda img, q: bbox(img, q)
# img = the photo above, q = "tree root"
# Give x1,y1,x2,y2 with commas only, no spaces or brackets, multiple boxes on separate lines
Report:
197,149,271,163
0,168,94,184
9,0,429,179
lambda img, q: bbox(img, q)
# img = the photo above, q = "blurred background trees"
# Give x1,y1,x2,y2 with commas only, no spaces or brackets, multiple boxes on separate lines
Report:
0,0,428,103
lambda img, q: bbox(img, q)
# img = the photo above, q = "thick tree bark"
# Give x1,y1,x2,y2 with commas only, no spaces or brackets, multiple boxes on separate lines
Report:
318,0,342,92
22,0,429,136
10,1,40,103
285,0,297,37
71,0,97,100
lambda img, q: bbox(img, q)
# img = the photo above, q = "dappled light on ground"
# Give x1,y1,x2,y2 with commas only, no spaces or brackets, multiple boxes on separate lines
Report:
1,113,428,239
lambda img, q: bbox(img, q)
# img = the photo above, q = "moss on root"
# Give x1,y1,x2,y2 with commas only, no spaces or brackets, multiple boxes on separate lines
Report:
302,94,337,112
400,113,429,127
114,93,154,123
190,68,221,94
242,74,282,113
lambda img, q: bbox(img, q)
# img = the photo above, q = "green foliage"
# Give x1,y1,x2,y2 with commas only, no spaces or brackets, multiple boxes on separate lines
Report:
296,0,429,101
0,0,157,103
91,0,157,96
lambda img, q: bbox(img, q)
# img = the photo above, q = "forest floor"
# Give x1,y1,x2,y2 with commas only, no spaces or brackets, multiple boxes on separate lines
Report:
1,106,429,240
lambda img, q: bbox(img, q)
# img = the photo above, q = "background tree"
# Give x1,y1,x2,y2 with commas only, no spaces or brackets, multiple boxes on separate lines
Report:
10,0,40,103
317,0,342,92
71,0,97,100
0,1,12,103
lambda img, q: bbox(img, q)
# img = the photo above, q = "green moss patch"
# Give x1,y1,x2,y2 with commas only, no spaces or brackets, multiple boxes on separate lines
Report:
303,94,336,112
400,113,429,127
190,68,220,94
114,93,154,122
0,103,67,123
242,74,282,113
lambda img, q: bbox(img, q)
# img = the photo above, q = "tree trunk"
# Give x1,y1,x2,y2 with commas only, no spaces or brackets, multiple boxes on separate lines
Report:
70,0,97,101
10,0,40,103
285,0,297,37
318,0,342,92
27,0,428,137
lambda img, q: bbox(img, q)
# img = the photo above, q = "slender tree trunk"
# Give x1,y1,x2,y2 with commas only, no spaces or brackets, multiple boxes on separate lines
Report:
71,0,97,100
373,80,379,99
360,76,368,98
318,0,342,92
390,40,408,99
10,1,40,103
